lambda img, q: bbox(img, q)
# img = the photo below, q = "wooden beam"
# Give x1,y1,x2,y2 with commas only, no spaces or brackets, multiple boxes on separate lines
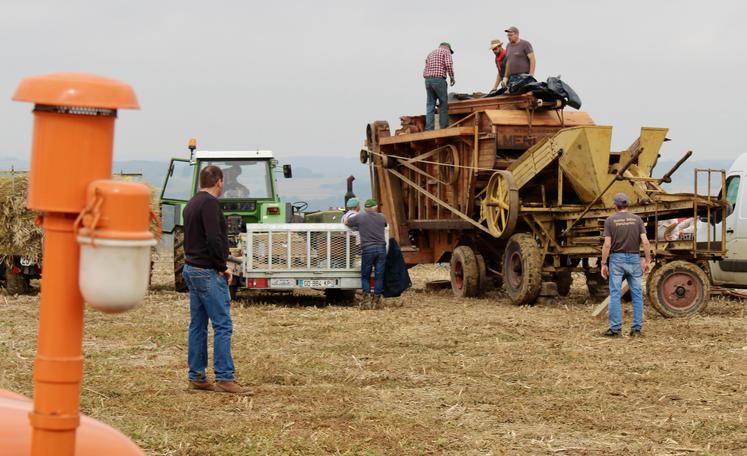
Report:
380,127,476,145
409,219,474,230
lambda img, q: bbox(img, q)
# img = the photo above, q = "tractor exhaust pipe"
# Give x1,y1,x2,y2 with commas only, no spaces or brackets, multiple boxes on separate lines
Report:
344,175,355,207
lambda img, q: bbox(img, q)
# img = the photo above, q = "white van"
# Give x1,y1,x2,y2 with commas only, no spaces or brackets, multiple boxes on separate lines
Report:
699,154,747,287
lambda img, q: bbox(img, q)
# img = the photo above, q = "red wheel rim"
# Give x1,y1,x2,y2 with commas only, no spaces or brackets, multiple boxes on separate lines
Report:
454,260,464,289
508,251,523,288
659,270,704,311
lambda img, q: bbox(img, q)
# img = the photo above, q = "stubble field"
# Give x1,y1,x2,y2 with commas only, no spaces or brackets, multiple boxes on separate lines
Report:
1,258,746,455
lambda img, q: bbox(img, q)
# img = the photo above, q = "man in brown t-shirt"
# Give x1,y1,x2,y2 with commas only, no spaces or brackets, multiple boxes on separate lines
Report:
501,26,536,88
600,192,651,337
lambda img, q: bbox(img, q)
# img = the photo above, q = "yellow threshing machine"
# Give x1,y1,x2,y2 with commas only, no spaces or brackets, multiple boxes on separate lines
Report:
362,93,726,317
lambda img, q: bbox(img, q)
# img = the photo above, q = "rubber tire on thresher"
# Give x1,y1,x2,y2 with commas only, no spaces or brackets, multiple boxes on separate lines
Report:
585,271,610,302
450,246,480,298
325,288,357,305
5,271,28,295
556,271,573,297
173,226,188,293
476,253,489,295
502,234,542,305
647,261,710,318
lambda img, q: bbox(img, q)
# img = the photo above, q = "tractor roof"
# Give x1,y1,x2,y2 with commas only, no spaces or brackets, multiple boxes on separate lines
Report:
193,150,274,160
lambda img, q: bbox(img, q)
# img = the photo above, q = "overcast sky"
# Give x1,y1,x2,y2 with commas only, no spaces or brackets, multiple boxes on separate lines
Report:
2,0,745,164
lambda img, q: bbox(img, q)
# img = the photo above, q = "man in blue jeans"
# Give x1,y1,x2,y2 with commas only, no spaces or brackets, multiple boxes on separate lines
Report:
182,165,248,393
423,42,456,131
345,199,387,309
601,192,651,337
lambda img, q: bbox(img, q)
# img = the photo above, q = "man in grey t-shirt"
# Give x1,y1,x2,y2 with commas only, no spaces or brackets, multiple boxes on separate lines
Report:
600,192,651,337
345,199,387,309
501,26,536,88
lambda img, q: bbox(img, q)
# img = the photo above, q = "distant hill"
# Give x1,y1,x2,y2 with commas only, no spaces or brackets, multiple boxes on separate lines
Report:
0,155,735,210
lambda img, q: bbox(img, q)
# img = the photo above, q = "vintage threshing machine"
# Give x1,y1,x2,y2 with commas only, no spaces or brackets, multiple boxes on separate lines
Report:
362,93,727,317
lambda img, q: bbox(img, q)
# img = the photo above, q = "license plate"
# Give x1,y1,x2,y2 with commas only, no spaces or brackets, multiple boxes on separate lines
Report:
299,279,337,288
270,278,296,288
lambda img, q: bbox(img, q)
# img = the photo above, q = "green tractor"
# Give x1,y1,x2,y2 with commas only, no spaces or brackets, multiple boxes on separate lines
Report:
159,139,292,291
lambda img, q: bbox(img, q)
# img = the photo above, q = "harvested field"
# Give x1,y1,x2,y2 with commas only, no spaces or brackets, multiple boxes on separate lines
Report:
1,262,747,455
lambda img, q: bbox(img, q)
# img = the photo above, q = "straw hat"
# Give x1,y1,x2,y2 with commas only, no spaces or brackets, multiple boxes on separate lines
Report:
489,38,503,50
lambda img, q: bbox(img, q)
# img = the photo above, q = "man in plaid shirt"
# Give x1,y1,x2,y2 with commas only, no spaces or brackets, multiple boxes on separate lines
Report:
423,42,455,131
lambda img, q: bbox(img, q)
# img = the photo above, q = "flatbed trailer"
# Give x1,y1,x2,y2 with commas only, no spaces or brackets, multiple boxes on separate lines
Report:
362,93,726,316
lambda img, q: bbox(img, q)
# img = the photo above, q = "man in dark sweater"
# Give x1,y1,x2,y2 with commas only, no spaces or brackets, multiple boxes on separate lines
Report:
182,165,246,394
345,198,387,309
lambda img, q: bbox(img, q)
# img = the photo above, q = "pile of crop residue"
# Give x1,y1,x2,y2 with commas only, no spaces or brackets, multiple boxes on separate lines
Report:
0,173,42,263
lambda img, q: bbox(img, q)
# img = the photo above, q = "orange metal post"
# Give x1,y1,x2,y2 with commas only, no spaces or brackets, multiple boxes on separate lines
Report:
12,73,141,456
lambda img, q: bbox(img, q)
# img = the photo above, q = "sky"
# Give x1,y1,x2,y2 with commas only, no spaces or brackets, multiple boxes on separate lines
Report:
1,0,746,165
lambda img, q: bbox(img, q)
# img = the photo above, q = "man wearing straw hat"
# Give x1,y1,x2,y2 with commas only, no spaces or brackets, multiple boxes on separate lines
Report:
489,38,507,93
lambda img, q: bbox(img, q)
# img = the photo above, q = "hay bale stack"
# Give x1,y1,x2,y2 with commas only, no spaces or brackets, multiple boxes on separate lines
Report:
0,173,43,263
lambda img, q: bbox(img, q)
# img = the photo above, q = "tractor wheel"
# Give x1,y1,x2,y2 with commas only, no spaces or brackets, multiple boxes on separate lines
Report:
556,271,573,297
585,271,610,301
173,227,188,293
6,271,28,295
502,234,542,305
450,246,480,298
325,288,357,305
476,253,489,295
648,261,710,318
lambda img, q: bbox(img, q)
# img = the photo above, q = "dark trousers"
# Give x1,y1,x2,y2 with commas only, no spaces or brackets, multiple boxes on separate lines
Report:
361,245,386,295
425,77,448,130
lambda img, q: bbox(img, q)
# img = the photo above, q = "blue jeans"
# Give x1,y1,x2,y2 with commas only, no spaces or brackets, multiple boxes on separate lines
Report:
183,264,235,381
361,245,386,295
608,253,644,331
425,78,448,130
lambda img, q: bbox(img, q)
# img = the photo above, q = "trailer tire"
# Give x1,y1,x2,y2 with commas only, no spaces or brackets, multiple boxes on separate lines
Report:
173,227,188,293
6,271,28,295
325,288,356,305
450,246,480,298
556,271,573,297
502,234,542,305
648,261,710,318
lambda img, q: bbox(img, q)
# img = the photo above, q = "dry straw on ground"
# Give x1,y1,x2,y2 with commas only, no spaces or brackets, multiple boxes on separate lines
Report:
0,173,42,263
1,262,746,455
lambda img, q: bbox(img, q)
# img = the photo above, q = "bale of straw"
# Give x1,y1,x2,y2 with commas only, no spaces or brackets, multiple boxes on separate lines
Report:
0,174,43,263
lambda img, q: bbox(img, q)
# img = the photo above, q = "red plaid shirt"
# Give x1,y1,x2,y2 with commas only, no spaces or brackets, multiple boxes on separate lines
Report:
423,47,454,80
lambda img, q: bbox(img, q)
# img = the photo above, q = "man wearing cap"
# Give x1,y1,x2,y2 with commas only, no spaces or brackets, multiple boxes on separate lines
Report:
600,192,651,337
345,199,387,309
489,38,507,93
423,42,456,131
501,26,536,89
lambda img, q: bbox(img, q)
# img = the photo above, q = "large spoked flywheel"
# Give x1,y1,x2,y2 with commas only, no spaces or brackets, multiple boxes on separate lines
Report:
481,170,519,239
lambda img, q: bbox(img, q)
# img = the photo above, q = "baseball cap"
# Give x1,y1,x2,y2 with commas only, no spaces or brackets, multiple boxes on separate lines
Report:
364,198,378,208
440,42,454,54
613,192,630,207
346,197,358,209
505,26,519,33
489,38,503,49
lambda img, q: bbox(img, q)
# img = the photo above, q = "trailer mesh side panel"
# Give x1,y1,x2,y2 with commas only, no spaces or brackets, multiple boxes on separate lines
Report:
246,224,363,272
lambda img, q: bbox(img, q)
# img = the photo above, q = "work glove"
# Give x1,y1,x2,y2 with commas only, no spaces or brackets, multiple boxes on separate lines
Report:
449,78,455,87
501,77,508,89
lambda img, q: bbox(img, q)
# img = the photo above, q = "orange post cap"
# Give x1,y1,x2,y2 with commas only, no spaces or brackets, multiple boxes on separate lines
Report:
77,180,154,241
13,73,139,109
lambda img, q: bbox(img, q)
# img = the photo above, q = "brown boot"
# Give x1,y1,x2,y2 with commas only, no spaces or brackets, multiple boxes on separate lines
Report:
188,380,214,392
214,380,253,395
373,294,383,309
359,293,372,310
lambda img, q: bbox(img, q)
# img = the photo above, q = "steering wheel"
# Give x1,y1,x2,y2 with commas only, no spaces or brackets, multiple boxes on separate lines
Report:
292,201,309,213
